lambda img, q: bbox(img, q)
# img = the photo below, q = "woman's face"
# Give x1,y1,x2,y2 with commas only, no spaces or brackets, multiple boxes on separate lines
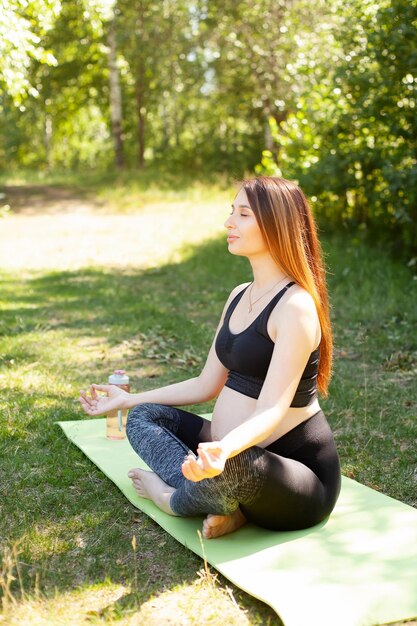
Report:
224,187,267,258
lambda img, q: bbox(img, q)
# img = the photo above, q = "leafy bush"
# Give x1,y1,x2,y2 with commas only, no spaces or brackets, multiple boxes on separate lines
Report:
259,0,417,259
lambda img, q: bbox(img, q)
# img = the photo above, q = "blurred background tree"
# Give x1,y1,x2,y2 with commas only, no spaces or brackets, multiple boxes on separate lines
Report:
261,0,417,257
1,0,416,256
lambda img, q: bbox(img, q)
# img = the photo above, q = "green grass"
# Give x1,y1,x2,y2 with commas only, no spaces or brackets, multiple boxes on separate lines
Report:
0,180,416,625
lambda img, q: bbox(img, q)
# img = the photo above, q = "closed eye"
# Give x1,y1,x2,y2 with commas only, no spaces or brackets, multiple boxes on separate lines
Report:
230,207,251,216
230,204,252,217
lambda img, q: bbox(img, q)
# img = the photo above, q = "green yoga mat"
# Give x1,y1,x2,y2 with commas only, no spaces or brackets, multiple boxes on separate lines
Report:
57,418,417,626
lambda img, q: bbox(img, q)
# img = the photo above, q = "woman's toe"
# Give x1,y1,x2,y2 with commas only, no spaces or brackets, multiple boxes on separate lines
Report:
128,468,141,479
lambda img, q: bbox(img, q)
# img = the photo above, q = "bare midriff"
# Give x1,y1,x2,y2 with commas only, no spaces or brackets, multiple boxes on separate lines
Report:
211,385,321,447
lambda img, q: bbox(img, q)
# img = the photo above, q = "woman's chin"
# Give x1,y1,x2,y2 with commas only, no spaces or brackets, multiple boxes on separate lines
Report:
227,242,242,254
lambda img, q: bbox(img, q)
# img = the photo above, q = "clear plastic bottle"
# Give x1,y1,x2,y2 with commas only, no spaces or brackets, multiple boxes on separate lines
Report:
106,370,130,440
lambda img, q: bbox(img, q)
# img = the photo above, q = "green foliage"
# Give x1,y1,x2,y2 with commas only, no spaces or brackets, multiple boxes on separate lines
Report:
263,0,417,257
0,0,59,103
1,0,416,254
0,0,323,174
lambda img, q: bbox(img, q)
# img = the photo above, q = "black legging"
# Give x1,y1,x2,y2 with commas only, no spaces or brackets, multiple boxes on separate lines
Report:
126,403,341,531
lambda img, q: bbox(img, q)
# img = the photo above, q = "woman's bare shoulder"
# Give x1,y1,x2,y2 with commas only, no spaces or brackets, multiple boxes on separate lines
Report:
224,281,250,304
229,281,251,298
269,283,319,333
283,283,317,315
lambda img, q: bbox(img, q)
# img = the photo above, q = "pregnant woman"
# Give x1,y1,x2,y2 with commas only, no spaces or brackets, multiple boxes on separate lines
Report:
79,176,341,539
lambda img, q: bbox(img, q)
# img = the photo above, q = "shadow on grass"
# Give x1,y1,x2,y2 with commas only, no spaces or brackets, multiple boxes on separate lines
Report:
0,237,245,338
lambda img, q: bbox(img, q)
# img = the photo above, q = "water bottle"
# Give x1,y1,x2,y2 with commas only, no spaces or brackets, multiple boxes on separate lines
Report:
106,370,130,440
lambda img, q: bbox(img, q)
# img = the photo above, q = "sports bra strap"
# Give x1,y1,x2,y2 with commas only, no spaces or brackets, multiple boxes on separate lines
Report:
224,281,296,325
223,284,250,322
260,281,296,316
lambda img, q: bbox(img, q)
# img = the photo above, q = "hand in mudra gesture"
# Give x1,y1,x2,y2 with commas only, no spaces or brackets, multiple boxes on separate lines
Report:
79,384,129,417
181,441,229,482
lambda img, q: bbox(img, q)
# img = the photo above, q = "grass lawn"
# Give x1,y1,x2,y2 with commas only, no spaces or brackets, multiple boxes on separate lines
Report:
1,176,416,625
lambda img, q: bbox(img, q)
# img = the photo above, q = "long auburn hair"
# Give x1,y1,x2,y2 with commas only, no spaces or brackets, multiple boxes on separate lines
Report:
241,176,333,395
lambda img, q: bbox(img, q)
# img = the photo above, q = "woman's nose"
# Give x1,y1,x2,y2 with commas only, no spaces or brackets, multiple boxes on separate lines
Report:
224,215,234,229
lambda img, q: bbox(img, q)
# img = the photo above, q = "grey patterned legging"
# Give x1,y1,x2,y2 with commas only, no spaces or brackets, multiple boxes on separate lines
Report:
126,402,267,517
125,403,341,530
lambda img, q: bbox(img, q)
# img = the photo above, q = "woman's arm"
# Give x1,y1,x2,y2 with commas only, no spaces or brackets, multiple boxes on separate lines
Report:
219,289,319,453
122,336,228,408
182,289,320,480
80,335,228,415
125,285,249,407
79,284,248,416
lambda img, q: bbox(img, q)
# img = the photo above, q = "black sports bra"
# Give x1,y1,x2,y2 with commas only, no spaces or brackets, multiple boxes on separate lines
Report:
215,282,320,407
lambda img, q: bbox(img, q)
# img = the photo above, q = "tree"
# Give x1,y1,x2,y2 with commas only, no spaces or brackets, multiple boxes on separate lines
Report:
262,0,417,256
107,14,125,168
0,0,59,104
116,0,198,168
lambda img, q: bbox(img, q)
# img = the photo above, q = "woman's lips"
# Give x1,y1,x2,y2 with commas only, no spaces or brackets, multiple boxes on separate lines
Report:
227,235,239,243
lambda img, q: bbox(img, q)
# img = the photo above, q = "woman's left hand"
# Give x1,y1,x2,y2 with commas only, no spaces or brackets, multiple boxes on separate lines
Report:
181,441,228,482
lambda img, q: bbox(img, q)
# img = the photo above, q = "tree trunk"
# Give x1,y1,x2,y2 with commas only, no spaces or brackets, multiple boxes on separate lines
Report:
135,67,145,169
264,118,274,151
44,112,52,169
107,16,125,169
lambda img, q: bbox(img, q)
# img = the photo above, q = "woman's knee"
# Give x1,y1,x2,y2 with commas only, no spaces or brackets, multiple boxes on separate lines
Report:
126,402,158,438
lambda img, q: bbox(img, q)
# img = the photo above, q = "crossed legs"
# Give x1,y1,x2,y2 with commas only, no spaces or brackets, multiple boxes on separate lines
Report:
125,403,265,537
127,466,246,538
125,403,339,537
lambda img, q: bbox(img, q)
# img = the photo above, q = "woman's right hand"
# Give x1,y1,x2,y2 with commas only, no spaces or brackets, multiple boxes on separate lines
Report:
79,384,130,417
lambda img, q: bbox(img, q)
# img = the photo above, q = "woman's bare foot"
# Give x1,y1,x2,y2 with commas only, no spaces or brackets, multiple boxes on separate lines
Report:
128,468,176,515
202,508,247,539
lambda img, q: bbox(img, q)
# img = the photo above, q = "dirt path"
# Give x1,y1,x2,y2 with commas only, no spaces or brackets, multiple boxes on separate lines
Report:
0,185,225,271
2,184,104,216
